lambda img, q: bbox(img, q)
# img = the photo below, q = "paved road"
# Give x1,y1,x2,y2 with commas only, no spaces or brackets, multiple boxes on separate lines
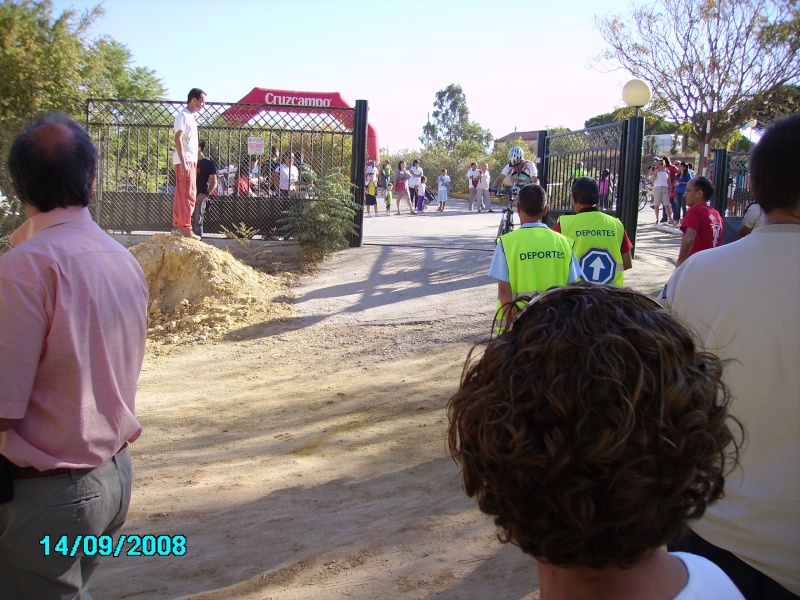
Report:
294,196,681,327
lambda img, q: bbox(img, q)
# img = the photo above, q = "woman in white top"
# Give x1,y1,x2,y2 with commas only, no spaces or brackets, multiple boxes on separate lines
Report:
650,158,674,224
408,159,424,212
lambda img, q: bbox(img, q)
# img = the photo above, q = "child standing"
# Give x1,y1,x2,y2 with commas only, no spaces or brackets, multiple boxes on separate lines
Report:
416,176,428,213
365,173,378,216
384,183,393,215
437,169,451,212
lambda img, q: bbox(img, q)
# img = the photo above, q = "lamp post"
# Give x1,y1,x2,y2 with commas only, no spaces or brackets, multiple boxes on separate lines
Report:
618,79,652,258
622,79,652,117
747,118,757,147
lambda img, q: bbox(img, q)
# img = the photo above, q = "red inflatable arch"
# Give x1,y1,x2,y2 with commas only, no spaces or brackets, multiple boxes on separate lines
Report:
222,87,379,163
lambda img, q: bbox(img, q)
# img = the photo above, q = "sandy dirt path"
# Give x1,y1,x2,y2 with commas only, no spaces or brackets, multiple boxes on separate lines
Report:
93,203,681,599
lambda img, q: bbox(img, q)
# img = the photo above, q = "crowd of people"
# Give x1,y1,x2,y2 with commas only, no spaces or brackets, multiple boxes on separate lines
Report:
467,115,799,600
0,84,795,599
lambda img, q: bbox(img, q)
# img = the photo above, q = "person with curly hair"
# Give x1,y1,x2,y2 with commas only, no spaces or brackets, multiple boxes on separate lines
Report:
448,284,744,600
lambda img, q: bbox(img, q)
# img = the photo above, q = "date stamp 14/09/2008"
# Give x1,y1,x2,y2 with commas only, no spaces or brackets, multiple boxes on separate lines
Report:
39,534,186,557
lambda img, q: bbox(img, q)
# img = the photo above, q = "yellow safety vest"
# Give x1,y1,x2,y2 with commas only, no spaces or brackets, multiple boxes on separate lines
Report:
495,225,576,323
558,210,625,286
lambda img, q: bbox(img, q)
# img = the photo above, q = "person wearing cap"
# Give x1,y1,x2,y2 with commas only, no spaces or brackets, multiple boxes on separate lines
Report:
555,177,633,286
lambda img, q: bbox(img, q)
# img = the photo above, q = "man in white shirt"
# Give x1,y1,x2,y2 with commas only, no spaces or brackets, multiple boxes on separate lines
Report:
274,153,299,197
172,88,206,240
662,114,800,599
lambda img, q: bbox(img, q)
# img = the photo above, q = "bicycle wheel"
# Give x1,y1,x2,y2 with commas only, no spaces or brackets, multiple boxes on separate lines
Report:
639,190,648,211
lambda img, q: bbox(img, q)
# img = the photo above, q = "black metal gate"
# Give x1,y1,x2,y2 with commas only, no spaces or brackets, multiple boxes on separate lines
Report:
85,98,367,242
537,117,645,253
711,149,752,244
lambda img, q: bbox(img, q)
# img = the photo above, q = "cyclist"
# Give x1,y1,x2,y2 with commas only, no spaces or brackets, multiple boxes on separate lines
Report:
494,145,538,190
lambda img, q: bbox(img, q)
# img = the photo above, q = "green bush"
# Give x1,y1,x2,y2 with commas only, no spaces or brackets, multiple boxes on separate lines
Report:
278,168,360,261
0,195,24,256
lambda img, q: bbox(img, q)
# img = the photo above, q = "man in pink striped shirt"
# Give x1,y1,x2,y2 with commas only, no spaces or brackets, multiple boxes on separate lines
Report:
0,113,148,598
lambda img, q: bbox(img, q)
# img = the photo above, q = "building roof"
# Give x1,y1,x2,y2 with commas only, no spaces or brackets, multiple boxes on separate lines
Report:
495,131,540,144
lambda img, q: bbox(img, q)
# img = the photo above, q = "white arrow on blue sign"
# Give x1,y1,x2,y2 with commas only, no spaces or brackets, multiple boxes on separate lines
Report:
579,249,616,285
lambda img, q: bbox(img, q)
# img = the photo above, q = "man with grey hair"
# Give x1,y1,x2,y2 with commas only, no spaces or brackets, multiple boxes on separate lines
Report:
0,113,148,598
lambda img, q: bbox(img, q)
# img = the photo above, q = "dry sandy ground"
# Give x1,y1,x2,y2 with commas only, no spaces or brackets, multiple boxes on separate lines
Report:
92,206,682,600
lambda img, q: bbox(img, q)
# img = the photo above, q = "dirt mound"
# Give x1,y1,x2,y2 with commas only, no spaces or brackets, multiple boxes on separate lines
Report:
130,234,294,347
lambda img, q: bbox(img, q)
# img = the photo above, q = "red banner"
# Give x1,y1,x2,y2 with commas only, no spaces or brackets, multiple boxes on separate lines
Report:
223,88,379,163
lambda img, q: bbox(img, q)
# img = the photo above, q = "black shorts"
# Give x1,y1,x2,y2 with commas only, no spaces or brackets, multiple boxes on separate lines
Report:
365,194,377,206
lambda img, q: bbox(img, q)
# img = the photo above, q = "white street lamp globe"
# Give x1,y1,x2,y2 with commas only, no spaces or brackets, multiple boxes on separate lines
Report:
622,79,652,109
748,118,758,128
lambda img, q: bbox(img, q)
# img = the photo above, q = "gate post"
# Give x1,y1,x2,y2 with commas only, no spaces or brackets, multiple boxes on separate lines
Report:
619,116,645,257
349,99,368,248
711,148,728,216
535,130,548,189
95,134,104,228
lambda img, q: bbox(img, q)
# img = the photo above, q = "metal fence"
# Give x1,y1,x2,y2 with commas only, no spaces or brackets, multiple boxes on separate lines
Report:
710,149,752,244
85,99,365,239
540,121,628,210
537,118,644,252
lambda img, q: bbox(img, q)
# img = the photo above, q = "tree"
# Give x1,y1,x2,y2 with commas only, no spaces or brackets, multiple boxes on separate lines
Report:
420,83,493,153
82,38,166,101
742,84,800,130
595,0,800,169
585,108,680,135
0,0,165,250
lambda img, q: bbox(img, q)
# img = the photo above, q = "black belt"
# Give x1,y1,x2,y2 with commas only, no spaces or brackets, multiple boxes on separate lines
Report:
11,443,128,480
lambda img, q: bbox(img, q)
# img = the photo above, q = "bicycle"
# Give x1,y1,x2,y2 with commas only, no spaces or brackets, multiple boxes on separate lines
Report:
493,186,520,241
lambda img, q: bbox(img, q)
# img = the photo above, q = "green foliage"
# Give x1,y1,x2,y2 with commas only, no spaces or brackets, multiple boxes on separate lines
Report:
0,195,24,255
420,83,493,153
278,168,360,261
0,0,165,250
221,223,259,244
585,108,680,135
744,84,800,130
595,0,800,161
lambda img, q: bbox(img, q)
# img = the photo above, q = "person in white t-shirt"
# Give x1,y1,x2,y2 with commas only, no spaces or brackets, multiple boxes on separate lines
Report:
408,159,424,211
738,201,764,237
172,88,206,239
436,169,451,212
448,285,744,600
663,114,800,600
273,153,299,197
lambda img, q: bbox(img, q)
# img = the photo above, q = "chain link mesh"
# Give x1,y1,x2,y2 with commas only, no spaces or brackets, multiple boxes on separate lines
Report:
86,99,356,235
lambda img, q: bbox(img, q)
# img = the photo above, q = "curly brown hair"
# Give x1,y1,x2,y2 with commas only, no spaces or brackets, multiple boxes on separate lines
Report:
447,284,740,568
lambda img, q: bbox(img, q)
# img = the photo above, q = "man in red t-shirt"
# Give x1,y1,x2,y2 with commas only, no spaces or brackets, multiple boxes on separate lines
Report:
676,176,724,267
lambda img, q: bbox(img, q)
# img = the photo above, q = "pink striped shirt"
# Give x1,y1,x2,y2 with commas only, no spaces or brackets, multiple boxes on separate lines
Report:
0,206,148,469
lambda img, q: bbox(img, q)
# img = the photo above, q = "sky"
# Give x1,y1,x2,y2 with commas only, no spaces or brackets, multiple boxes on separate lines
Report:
52,0,642,153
